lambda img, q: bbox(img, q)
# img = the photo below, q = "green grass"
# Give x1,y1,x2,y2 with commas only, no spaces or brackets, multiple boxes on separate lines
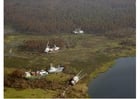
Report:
4,88,57,98
45,72,71,82
4,33,135,98
89,61,114,80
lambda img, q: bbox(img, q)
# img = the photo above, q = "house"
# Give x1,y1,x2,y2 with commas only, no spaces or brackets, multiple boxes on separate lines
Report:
73,28,84,34
47,63,64,73
24,70,48,79
44,42,60,53
70,70,87,85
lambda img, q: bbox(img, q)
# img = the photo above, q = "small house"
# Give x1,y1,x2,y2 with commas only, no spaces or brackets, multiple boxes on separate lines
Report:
44,41,60,53
73,28,84,34
47,64,64,73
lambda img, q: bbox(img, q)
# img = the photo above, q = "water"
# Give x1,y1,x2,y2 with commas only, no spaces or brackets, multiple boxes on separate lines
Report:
88,57,136,98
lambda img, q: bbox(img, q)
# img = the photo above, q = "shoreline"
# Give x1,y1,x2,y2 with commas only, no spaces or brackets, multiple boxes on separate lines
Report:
4,34,135,98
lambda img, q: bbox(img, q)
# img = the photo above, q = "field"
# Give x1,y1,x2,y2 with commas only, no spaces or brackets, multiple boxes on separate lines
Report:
4,33,135,98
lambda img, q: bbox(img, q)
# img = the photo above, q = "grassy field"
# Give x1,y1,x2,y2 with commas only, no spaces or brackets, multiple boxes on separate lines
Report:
4,33,135,98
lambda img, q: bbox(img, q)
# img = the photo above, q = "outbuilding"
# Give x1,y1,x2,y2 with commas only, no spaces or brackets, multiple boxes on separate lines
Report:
73,28,84,34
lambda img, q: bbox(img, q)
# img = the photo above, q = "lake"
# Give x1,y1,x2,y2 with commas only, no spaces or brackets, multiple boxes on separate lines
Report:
88,57,136,98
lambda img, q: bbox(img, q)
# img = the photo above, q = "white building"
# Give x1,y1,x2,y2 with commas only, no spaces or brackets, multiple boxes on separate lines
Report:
70,70,87,85
73,28,84,34
44,42,60,53
48,64,64,73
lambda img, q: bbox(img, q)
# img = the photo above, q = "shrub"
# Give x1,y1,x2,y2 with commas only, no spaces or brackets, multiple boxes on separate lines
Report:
11,69,25,78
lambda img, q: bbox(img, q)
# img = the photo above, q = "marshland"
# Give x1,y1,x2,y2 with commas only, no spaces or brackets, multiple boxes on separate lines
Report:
4,0,135,98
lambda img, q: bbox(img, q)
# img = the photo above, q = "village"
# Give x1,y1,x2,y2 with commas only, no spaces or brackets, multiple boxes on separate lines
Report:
4,28,90,98
4,0,136,98
44,28,84,53
4,28,135,98
24,63,86,86
24,28,85,82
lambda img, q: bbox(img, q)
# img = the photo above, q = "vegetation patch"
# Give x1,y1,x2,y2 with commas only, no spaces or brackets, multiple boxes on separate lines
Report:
4,33,135,98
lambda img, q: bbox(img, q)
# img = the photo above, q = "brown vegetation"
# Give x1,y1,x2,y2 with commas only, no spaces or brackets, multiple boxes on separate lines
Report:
119,39,136,46
19,38,66,52
5,0,135,34
4,69,68,90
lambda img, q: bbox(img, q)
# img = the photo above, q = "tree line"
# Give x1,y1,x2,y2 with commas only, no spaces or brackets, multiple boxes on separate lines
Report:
4,0,135,34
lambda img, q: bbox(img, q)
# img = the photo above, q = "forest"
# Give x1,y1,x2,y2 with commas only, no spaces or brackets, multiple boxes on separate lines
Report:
4,0,135,35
